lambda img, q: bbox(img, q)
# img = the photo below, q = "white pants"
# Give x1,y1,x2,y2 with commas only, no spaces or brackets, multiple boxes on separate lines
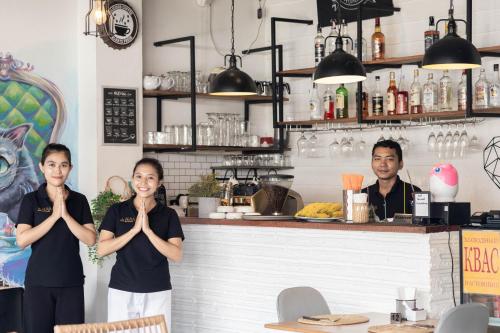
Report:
108,288,172,333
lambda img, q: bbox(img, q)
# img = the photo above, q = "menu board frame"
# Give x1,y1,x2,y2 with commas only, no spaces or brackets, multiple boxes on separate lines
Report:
461,226,500,326
102,86,138,145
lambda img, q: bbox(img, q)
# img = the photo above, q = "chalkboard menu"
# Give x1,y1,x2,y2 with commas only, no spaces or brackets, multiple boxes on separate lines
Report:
103,87,137,144
316,0,395,26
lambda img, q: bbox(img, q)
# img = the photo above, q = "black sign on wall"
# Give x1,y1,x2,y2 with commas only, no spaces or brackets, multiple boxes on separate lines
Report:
316,0,396,27
103,87,137,144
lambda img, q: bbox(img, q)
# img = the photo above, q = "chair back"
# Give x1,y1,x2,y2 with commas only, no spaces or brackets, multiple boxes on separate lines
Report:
277,286,330,322
0,287,23,333
435,303,489,333
54,314,168,333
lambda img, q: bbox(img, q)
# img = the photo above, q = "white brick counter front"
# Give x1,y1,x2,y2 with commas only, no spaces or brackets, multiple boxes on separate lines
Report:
169,221,459,333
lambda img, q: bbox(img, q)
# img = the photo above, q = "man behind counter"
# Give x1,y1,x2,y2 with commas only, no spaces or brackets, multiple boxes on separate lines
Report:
362,140,421,221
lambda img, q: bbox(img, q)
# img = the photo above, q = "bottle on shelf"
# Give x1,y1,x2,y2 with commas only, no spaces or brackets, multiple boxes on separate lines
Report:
410,69,422,114
423,73,438,112
326,19,339,55
475,68,489,109
396,74,409,115
336,84,349,119
371,17,385,60
489,64,500,107
372,76,384,116
387,71,398,115
424,16,440,51
309,82,322,120
457,70,467,112
360,82,369,118
314,24,325,67
341,19,353,54
323,85,335,119
439,70,453,111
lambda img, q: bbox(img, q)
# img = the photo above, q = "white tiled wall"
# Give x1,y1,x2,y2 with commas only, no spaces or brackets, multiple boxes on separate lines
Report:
144,152,225,198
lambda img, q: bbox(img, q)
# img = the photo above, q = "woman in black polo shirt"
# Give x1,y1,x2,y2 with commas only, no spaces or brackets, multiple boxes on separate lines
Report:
98,158,184,331
16,143,96,333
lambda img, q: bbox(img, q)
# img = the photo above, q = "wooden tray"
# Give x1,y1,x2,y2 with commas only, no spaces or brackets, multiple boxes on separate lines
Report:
368,324,434,333
298,314,370,326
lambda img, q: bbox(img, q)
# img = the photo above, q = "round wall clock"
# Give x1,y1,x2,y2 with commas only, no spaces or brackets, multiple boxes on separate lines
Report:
99,0,139,50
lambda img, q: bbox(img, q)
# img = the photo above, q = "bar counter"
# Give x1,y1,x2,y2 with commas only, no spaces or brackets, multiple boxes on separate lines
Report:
180,217,460,234
170,217,460,333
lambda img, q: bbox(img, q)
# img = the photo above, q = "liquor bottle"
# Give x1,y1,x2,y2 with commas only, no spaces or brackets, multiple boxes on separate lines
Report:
439,70,453,111
475,68,489,109
341,19,353,54
410,69,422,114
326,19,339,55
323,86,335,119
424,16,440,51
396,74,409,115
387,72,398,115
490,64,500,107
314,24,325,67
336,84,349,119
371,17,385,60
372,76,384,116
457,70,467,112
360,83,369,118
309,82,322,120
423,73,438,112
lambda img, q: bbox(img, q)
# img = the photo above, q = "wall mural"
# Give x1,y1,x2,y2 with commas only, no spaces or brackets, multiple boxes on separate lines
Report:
484,136,500,190
0,53,66,286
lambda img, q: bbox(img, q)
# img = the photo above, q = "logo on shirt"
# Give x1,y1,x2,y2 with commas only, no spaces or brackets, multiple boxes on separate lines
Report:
120,217,135,223
37,207,52,213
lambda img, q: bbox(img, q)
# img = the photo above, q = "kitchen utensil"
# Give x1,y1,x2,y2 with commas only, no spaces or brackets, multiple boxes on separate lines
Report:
143,75,161,90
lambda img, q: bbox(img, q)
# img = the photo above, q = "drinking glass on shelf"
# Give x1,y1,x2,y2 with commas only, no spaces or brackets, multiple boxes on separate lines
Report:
377,127,386,142
459,123,469,158
306,133,319,158
468,123,481,152
146,131,155,144
297,132,308,157
340,130,353,156
329,131,341,159
444,125,453,159
396,127,408,151
428,126,436,152
436,125,445,159
356,130,367,156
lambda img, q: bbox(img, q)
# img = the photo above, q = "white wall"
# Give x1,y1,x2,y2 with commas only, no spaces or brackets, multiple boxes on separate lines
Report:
259,0,500,211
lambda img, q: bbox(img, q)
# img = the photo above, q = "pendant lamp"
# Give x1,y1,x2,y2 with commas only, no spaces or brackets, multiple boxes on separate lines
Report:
422,0,481,70
314,13,366,85
209,0,257,96
314,35,367,84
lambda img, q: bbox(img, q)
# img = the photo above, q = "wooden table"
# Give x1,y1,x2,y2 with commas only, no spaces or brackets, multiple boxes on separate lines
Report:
265,313,390,333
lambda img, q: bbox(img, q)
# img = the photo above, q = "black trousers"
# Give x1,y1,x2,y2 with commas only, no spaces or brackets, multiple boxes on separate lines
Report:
23,286,84,333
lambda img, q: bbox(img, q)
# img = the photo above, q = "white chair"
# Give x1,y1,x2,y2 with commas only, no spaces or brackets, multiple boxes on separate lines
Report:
277,286,330,322
54,314,168,333
435,303,489,333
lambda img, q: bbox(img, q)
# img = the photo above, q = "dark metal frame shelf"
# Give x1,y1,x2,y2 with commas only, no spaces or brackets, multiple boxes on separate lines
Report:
143,144,288,154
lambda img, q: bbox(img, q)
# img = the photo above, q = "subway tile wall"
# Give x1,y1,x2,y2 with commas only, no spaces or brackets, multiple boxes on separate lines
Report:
144,152,225,199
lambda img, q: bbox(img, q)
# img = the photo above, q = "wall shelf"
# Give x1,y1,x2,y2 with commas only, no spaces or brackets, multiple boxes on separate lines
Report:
363,110,466,121
143,144,288,153
276,45,500,77
144,90,289,102
278,117,358,126
210,166,294,170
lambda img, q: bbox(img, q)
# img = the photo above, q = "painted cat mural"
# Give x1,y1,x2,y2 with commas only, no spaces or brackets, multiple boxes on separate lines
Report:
0,123,39,222
0,53,66,286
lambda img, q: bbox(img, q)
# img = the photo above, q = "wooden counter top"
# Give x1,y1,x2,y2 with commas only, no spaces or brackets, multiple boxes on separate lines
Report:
180,217,460,234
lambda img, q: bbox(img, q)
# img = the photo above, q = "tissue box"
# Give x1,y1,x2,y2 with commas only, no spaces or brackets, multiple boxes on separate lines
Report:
406,309,427,322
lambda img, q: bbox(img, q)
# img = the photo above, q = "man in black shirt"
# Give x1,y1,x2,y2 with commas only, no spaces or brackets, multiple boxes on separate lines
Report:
362,140,421,221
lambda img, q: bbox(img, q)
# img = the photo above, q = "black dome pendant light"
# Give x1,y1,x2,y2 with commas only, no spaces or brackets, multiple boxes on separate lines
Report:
422,0,481,70
209,0,257,96
314,9,366,85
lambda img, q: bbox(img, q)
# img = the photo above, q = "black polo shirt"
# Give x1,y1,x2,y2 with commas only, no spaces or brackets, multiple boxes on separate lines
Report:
16,183,93,287
362,176,421,220
99,198,184,293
